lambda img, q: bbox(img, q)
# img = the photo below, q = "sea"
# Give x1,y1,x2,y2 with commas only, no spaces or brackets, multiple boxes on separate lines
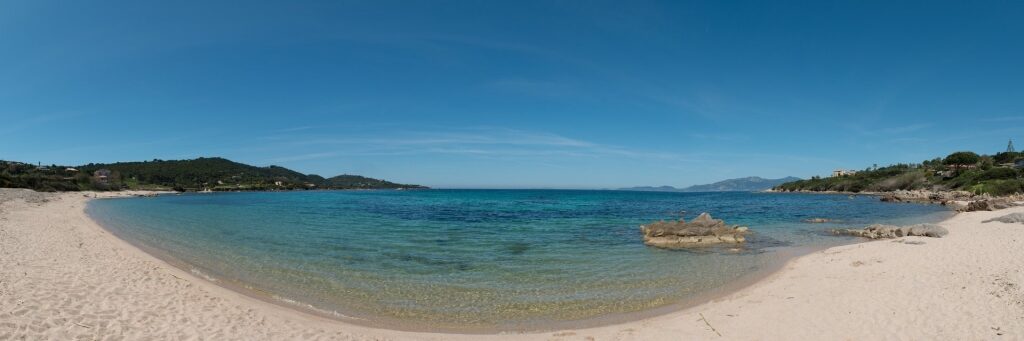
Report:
86,189,952,331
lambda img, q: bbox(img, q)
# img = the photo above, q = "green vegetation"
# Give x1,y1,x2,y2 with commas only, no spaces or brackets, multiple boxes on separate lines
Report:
1,157,426,192
775,151,1024,196
0,162,86,192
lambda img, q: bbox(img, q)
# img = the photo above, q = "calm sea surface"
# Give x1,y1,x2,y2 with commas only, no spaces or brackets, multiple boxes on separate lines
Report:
86,190,951,330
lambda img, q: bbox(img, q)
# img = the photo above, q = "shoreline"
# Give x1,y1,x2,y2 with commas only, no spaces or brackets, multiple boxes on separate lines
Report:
3,189,1023,339
83,192,838,334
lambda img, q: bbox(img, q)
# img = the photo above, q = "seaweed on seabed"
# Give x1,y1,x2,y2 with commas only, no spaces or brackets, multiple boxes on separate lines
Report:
505,242,530,255
738,233,792,254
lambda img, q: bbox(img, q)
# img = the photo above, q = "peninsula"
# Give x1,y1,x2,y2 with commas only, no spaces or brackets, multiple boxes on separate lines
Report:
1,157,426,192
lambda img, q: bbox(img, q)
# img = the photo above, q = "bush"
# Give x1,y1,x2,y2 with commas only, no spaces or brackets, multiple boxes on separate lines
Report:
944,169,981,188
868,171,928,191
975,180,1024,196
977,167,1020,181
994,152,1023,164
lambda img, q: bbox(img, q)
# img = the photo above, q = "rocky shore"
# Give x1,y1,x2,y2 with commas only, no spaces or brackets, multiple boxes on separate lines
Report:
878,190,1024,212
769,188,1024,212
832,223,949,239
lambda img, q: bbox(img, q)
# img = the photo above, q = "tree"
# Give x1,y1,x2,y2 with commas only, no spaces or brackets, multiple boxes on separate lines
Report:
979,156,995,171
994,151,1022,164
944,151,980,174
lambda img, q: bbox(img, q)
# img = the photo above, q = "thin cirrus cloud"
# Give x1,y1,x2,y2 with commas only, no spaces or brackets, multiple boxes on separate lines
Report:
982,116,1024,123
847,122,932,137
260,127,691,164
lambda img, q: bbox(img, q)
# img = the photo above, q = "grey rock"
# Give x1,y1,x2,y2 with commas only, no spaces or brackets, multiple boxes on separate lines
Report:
961,198,1016,212
833,223,948,239
640,212,749,248
880,190,975,204
983,213,1024,224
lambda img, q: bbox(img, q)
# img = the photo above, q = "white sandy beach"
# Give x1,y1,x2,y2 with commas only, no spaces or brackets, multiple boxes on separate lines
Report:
2,189,1023,340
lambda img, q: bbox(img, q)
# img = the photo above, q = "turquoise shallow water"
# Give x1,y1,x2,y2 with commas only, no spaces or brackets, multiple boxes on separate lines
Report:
86,190,951,330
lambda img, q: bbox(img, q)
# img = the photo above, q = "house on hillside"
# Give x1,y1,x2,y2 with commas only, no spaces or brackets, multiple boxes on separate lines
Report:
831,169,858,177
93,169,112,184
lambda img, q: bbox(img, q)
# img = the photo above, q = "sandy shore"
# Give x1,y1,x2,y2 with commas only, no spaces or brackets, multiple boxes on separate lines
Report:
2,189,1023,340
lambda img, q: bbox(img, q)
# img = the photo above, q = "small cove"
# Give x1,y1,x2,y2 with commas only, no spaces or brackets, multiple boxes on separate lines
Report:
86,190,952,331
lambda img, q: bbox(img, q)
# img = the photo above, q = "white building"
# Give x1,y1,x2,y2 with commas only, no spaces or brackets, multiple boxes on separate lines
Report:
831,169,857,177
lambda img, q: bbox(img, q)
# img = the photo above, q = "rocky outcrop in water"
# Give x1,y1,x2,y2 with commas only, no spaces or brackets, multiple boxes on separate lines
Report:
802,218,833,223
832,223,948,239
640,213,749,248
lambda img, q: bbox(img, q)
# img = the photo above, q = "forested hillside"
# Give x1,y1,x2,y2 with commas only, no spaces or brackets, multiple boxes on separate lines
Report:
774,151,1024,195
1,157,426,192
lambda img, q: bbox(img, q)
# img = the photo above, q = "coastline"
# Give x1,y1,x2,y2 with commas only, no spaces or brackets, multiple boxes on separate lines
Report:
83,191,840,334
3,189,1023,339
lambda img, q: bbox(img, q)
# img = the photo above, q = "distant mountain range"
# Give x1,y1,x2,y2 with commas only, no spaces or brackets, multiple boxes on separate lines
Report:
620,176,801,193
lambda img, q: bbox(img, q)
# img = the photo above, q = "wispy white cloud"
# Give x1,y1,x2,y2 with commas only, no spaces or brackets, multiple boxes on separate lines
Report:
257,127,694,163
274,128,597,148
486,78,582,98
877,123,931,134
379,33,741,121
982,116,1024,123
265,151,343,163
276,126,316,133
848,122,932,137
0,112,82,135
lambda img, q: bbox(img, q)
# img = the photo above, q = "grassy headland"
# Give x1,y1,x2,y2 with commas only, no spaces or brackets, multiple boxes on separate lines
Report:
0,157,426,192
774,151,1024,196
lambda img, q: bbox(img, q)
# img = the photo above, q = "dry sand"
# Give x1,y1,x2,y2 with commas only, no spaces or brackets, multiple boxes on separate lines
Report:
2,189,1023,340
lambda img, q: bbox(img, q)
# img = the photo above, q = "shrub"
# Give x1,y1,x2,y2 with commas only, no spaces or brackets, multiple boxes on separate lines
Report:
977,167,1020,181
976,180,1024,196
869,171,928,191
994,152,1023,164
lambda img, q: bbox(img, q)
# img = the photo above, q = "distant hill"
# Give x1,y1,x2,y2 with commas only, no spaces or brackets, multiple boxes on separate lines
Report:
614,186,679,191
680,176,802,192
2,157,426,192
321,174,420,189
618,185,681,192
620,176,801,193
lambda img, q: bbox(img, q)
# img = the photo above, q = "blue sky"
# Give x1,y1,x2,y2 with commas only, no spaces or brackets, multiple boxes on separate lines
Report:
2,1,1022,188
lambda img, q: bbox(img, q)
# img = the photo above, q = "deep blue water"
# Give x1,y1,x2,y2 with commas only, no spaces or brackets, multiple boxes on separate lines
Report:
86,190,951,329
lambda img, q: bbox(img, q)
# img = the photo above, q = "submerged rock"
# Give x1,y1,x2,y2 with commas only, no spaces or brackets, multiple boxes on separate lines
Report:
640,212,749,248
832,223,948,239
802,218,833,223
